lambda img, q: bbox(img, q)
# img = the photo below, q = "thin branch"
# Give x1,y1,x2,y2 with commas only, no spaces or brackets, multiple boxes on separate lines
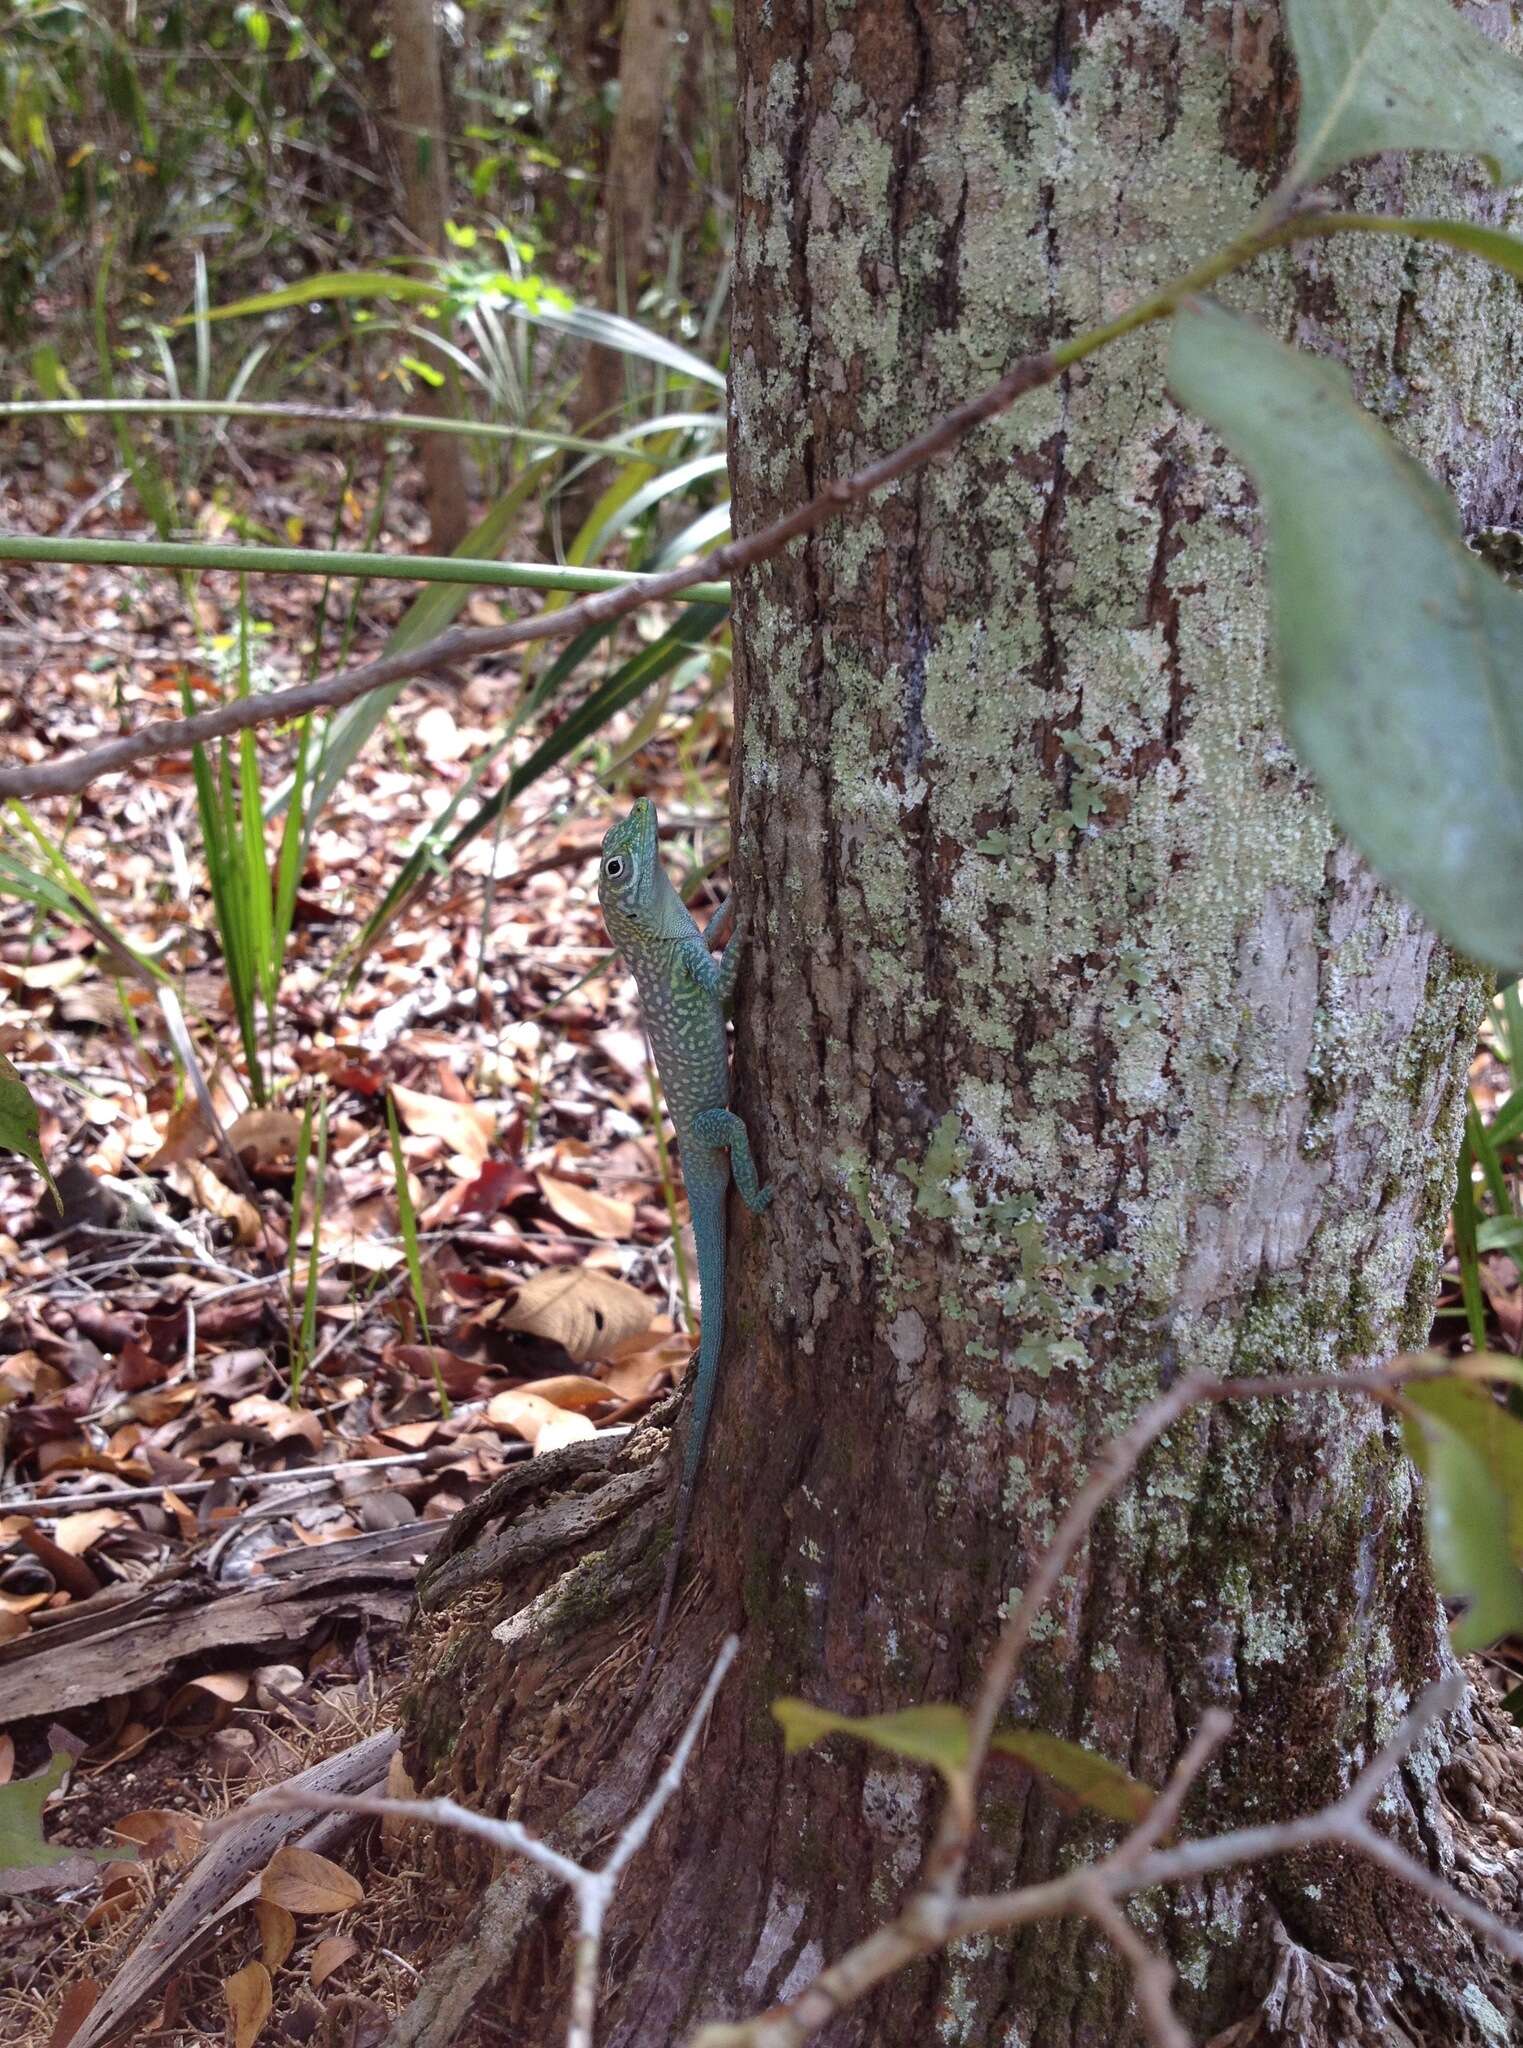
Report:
1076,1885,1192,2048
927,1369,1407,1891
242,1635,738,2048
699,1677,1491,2048
1105,1706,1234,1866
0,397,663,463
0,207,1359,805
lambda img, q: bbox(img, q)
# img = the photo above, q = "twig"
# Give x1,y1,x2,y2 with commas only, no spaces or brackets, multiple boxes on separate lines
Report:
239,1634,739,2048
926,1369,1405,1891
1075,1885,1192,2048
703,1678,1490,2048
0,340,1061,801
0,1441,529,1517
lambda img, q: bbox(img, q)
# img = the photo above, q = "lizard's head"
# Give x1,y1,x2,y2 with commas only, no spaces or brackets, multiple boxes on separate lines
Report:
597,796,660,940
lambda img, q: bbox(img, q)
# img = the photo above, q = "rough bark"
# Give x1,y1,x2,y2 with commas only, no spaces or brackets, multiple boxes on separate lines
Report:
400,5,1523,2044
389,0,471,552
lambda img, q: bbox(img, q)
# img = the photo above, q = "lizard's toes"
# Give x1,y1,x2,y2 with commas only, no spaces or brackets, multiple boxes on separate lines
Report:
751,1183,775,1213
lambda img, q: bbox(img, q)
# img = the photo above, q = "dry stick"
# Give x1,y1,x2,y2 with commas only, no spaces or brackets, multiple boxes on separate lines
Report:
0,212,1361,806
240,1633,738,2048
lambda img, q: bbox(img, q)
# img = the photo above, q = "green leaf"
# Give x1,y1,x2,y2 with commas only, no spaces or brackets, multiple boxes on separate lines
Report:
1168,300,1523,970
1403,1405,1523,1650
0,1753,132,1876
987,1729,1155,1825
772,1700,1156,1824
0,1053,59,1209
1288,0,1523,187
773,1700,973,1782
193,271,440,323
1405,1375,1523,1559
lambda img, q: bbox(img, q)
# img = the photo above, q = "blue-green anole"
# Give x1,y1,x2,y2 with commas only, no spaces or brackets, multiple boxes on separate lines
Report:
598,797,771,1694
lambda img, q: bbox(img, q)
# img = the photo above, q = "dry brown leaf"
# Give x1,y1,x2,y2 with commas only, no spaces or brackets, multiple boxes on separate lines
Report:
227,1109,304,1169
109,1809,202,1864
228,1394,325,1451
517,1374,619,1413
47,1509,126,1557
600,1333,694,1400
142,1098,213,1170
0,1732,14,1784
255,1898,296,1973
259,1843,364,1916
223,1960,271,2048
486,1390,597,1451
47,1979,100,2048
310,1933,359,1990
390,1086,494,1169
535,1174,634,1241
166,1159,261,1245
380,1751,416,1852
496,1267,653,1363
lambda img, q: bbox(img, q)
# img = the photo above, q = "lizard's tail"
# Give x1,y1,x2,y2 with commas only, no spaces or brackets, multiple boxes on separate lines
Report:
631,1206,726,1706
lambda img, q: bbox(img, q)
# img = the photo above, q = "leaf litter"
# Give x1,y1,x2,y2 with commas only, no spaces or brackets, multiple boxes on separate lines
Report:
0,438,731,2045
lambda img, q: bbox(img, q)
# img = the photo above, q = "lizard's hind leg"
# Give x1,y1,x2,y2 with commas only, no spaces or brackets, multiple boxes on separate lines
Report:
689,1106,773,1212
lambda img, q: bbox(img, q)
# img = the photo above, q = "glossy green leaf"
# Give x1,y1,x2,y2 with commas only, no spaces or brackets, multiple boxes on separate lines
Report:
0,1053,58,1209
1169,300,1523,970
987,1728,1155,1825
1289,0,1523,187
1402,1406,1523,1650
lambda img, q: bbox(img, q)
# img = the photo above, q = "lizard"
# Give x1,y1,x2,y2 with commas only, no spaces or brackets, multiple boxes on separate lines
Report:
597,795,771,1697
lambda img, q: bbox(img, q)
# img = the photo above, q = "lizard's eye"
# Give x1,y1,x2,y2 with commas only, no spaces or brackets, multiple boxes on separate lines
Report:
604,856,626,880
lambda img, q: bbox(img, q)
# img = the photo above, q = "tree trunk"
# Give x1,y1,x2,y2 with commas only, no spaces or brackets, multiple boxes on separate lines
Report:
573,0,681,440
399,5,1523,2044
389,0,471,552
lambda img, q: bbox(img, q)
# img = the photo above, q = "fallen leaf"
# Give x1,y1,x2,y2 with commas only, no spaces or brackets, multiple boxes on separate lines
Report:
600,1332,693,1399
109,1810,201,1863
223,1959,271,2048
380,1751,416,1851
517,1374,620,1413
142,1099,213,1170
49,1509,126,1557
486,1390,597,1451
390,1086,494,1170
310,1933,358,1989
496,1267,654,1362
228,1395,325,1451
536,1174,634,1241
255,1897,296,1972
259,1843,364,1915
227,1109,304,1170
166,1160,261,1245
47,1979,100,2048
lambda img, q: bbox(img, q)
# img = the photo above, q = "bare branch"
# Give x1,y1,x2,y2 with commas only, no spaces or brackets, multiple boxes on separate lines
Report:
245,1635,739,2048
1076,1884,1192,2048
927,1369,1405,1891
704,1675,1477,2048
1107,1706,1234,1866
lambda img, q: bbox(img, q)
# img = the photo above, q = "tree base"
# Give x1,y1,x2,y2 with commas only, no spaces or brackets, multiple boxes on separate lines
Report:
387,1423,1523,2048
